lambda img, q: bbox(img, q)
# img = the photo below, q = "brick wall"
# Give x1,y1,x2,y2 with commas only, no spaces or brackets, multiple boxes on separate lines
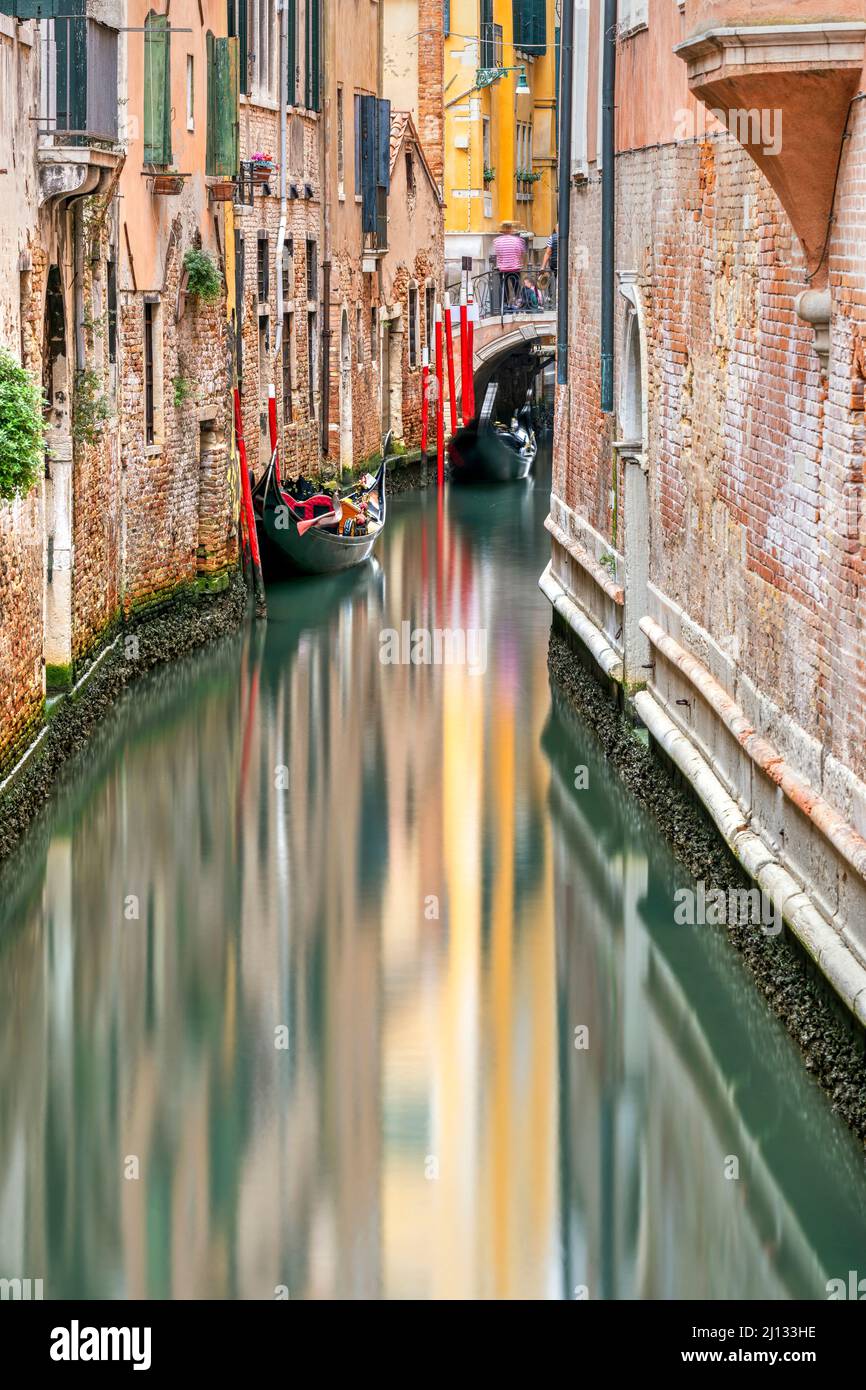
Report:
555,112,866,782
237,106,323,480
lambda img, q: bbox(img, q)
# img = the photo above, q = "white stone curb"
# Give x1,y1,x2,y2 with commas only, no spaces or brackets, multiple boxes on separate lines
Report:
539,561,623,684
635,689,866,1027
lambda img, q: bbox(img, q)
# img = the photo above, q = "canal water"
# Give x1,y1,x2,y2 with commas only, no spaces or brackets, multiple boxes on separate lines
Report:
2,444,866,1300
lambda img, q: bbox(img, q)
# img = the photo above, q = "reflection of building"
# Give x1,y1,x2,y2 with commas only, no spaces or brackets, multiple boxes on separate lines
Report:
443,0,557,281
543,695,866,1300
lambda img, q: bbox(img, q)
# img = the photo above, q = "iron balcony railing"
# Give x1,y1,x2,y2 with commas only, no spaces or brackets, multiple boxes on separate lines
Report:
40,17,118,145
447,266,556,322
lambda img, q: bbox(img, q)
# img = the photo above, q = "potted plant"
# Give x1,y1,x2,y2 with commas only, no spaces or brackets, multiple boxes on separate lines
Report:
0,349,44,502
483,165,496,186
250,151,276,185
149,167,187,195
208,178,236,202
182,248,222,305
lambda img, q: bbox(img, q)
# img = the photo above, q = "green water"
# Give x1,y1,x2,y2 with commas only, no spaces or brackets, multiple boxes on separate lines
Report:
1,447,866,1299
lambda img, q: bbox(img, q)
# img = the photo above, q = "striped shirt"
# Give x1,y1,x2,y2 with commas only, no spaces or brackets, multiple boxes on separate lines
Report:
493,234,525,272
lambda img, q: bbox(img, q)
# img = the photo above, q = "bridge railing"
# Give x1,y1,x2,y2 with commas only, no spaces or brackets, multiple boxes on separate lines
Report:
446,268,557,324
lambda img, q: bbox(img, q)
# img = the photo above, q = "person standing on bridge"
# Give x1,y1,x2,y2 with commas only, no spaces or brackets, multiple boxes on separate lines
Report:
492,222,525,314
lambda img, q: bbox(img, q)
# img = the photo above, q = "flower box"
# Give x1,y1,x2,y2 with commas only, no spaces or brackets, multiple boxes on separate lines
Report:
208,179,236,202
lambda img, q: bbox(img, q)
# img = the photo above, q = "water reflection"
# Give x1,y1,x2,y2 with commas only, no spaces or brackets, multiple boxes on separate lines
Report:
1,450,865,1299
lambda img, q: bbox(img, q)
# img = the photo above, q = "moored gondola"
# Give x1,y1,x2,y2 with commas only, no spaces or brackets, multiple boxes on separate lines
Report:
253,437,389,575
448,383,537,483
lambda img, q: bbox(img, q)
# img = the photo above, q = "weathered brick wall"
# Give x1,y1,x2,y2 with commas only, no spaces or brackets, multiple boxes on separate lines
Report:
120,219,233,612
0,21,43,772
417,0,445,186
238,106,322,480
555,113,866,781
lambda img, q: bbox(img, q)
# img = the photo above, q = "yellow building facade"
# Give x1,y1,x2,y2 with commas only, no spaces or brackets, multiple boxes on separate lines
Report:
444,0,557,281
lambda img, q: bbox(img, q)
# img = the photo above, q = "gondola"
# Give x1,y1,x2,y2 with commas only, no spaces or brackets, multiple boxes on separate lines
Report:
448,382,537,483
253,437,388,575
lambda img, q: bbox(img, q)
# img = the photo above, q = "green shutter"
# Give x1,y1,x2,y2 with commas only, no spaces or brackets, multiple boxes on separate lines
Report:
305,0,320,112
144,11,171,166
206,32,239,176
227,0,249,96
286,0,296,106
0,0,56,16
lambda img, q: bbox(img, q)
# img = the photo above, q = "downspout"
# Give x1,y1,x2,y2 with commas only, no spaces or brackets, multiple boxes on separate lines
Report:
600,0,616,413
320,0,332,457
274,0,289,357
555,0,574,386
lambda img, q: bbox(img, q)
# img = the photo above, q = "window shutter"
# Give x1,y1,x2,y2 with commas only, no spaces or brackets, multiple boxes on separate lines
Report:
305,0,320,111
443,0,449,38
533,0,546,55
206,32,239,176
144,11,171,166
360,94,378,234
377,98,390,192
0,0,57,16
227,0,249,96
286,0,296,106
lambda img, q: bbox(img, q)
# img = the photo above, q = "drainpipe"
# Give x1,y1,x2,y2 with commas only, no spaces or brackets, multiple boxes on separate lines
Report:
600,0,616,413
555,0,573,386
274,0,289,358
320,0,332,457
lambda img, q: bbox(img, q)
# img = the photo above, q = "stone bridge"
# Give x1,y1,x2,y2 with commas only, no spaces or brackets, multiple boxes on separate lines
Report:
449,310,556,410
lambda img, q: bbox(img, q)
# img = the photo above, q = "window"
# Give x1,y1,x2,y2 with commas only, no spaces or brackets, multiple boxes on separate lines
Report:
480,0,494,67
307,310,317,415
258,232,269,301
306,239,317,302
107,256,117,364
405,147,415,195
425,284,435,350
282,239,293,303
282,314,293,423
304,0,320,111
356,304,363,366
250,0,277,102
482,115,491,173
234,230,245,376
206,31,239,175
357,95,391,248
186,53,194,131
571,0,590,176
144,11,171,166
516,121,534,199
512,0,547,56
354,93,363,197
143,299,161,445
408,283,418,369
259,314,270,447
619,0,648,34
337,85,345,198
370,305,377,362
227,0,249,96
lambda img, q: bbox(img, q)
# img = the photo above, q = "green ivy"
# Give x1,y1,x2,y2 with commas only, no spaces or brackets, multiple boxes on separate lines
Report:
183,248,222,304
72,369,111,446
173,375,194,409
0,349,44,501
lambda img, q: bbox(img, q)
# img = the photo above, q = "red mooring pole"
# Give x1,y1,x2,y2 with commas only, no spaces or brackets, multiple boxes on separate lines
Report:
444,292,458,436
466,288,476,420
421,345,430,460
267,382,279,484
435,301,445,486
233,386,267,619
459,280,469,425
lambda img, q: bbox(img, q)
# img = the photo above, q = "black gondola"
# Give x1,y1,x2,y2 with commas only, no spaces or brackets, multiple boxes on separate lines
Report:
448,382,537,483
253,436,390,575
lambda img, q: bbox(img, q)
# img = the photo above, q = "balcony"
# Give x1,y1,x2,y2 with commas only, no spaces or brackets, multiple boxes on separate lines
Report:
675,2,866,286
38,16,121,207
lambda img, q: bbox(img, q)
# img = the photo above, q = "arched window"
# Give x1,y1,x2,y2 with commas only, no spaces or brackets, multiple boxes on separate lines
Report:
621,308,643,446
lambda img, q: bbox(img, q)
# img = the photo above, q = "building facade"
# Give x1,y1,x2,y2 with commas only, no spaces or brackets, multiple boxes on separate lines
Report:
443,0,557,282
547,0,866,1019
